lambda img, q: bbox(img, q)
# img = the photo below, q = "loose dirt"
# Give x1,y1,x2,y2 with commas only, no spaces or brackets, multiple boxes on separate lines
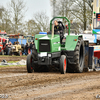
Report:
0,56,26,61
0,66,100,100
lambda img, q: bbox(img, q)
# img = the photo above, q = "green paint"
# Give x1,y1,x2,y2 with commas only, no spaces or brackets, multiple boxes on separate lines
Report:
35,34,47,49
92,30,98,34
35,34,81,53
64,35,80,51
50,35,60,52
35,34,60,53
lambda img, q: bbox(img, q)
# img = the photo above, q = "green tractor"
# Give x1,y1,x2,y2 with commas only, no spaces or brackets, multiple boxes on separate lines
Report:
26,17,85,74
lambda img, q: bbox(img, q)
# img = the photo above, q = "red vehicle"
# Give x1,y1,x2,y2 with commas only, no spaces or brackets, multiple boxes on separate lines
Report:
0,31,9,55
0,37,9,55
0,31,7,38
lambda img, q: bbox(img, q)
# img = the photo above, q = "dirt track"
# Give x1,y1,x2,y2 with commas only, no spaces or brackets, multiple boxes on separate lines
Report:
0,56,26,61
0,66,100,100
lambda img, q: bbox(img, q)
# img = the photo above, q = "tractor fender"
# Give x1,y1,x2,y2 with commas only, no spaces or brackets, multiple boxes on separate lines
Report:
65,35,83,51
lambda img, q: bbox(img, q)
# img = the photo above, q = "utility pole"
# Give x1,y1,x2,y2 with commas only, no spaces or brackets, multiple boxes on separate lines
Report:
83,0,86,31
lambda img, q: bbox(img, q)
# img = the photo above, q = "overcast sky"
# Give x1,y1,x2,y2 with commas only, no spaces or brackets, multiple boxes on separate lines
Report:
0,0,52,21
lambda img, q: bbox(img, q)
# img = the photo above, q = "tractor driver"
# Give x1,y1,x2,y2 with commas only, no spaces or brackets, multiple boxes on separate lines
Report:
48,20,63,34
47,20,64,43
54,20,64,43
54,20,63,34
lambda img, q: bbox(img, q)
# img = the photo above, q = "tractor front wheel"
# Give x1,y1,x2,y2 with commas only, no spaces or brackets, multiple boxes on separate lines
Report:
60,55,67,74
27,54,34,73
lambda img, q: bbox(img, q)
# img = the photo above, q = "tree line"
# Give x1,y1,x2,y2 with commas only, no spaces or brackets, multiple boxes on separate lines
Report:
51,0,93,33
0,0,49,35
0,0,93,35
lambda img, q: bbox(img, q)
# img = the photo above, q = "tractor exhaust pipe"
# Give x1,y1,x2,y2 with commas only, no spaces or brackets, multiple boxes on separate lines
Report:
52,24,54,38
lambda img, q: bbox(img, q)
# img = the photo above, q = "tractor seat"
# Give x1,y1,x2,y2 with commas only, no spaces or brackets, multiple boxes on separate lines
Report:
58,21,65,32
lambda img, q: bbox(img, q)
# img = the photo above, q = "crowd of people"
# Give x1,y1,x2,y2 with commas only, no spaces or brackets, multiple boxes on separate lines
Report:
24,42,34,55
5,41,34,55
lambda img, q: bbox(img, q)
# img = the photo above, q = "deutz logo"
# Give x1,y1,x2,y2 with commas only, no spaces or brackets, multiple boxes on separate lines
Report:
41,43,48,45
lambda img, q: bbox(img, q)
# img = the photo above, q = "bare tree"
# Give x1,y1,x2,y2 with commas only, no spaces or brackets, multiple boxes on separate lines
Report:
50,0,73,19
24,11,49,36
25,20,37,35
33,12,50,34
9,0,26,34
50,0,93,32
0,6,4,30
0,6,12,34
0,6,4,19
50,0,80,32
1,8,12,34
70,0,93,31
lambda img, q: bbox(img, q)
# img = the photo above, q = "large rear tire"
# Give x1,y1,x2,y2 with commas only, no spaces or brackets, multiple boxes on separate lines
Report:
60,55,67,74
67,38,85,73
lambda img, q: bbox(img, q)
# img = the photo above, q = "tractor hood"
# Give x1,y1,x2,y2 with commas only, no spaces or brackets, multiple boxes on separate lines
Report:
35,34,59,40
35,34,61,53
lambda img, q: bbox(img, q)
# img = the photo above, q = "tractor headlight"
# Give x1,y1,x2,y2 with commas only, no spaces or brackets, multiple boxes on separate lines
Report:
38,52,47,57
48,54,51,57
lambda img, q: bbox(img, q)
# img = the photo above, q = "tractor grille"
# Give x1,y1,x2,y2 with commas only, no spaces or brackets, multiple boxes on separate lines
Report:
39,40,50,52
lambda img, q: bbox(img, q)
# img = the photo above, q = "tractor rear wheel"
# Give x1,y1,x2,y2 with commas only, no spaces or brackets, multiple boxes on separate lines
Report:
68,38,85,73
60,55,67,74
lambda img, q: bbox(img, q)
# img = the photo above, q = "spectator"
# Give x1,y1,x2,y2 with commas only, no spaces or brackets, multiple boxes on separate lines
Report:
25,43,29,55
30,42,33,54
8,41,12,55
